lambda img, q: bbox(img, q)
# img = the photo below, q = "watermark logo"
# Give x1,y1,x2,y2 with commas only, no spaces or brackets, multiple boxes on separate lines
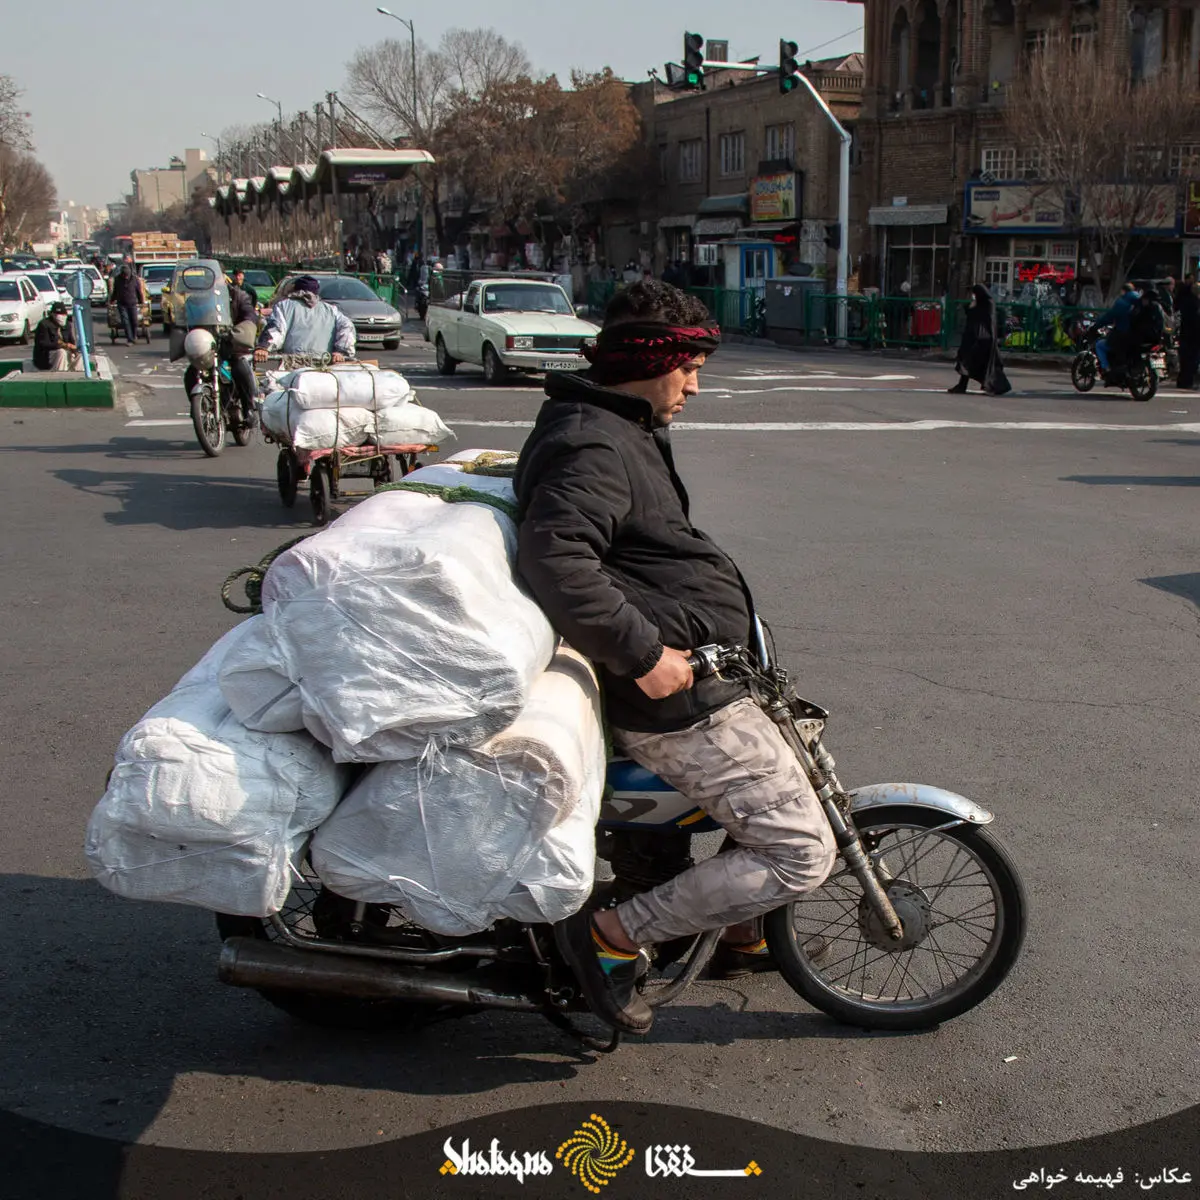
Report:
556,1113,637,1194
439,1137,554,1184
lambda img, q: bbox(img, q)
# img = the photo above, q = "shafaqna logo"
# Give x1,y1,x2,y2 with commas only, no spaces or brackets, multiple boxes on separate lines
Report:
440,1137,555,1183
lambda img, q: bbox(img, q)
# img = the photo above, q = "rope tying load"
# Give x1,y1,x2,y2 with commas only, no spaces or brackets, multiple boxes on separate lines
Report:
458,451,518,478
377,480,518,520
221,535,311,614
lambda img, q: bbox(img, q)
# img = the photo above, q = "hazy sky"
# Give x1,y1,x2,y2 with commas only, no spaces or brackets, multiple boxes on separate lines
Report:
13,0,863,209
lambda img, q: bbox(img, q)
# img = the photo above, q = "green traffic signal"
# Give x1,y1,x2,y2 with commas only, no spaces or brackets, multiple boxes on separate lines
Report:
779,38,800,94
684,31,705,90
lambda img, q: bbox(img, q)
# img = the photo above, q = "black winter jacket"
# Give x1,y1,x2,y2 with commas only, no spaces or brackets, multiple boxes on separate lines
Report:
515,371,752,732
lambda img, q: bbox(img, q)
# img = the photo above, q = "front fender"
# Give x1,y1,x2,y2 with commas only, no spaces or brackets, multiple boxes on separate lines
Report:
848,782,994,825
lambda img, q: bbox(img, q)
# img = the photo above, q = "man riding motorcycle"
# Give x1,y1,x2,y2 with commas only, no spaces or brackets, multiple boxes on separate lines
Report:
1094,282,1140,376
514,281,836,1035
253,275,356,364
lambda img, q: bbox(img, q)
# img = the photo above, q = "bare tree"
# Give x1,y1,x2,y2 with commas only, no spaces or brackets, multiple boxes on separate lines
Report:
440,28,531,95
0,146,55,246
0,75,33,151
1006,47,1200,300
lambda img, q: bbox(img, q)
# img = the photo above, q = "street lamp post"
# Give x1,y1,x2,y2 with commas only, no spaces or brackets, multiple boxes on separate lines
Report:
377,6,424,257
256,92,286,165
201,131,223,181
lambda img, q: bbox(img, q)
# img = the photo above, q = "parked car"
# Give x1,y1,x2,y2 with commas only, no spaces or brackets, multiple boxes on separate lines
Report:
0,273,48,343
425,277,597,383
57,257,84,271
22,270,68,310
273,272,403,349
139,261,178,322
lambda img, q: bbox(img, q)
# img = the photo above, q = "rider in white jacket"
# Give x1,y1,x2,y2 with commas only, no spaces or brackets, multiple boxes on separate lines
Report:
254,275,356,363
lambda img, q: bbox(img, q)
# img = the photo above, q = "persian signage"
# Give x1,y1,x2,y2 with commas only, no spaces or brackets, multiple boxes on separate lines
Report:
751,173,798,222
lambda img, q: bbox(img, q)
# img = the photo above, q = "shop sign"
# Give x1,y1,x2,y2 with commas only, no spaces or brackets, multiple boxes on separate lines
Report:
1184,181,1200,236
345,168,389,185
751,173,798,222
1080,184,1177,232
965,183,1066,232
1014,260,1076,284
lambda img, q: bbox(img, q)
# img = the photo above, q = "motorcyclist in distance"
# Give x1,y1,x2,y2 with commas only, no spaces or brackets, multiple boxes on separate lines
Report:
253,275,355,364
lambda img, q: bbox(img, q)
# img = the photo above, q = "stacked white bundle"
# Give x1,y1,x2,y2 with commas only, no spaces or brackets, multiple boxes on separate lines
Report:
310,646,606,935
85,627,349,917
268,363,413,410
259,390,453,451
220,452,555,761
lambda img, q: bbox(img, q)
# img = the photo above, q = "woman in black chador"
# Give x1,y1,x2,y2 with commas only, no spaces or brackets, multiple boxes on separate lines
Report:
948,284,1012,395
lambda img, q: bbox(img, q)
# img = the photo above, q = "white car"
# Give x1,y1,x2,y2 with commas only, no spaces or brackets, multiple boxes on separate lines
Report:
426,278,598,384
61,264,108,308
57,257,84,271
0,273,48,342
139,261,177,320
23,270,69,310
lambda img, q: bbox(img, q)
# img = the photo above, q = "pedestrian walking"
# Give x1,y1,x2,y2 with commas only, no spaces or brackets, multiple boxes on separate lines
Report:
1174,276,1199,389
109,261,144,345
948,284,1011,395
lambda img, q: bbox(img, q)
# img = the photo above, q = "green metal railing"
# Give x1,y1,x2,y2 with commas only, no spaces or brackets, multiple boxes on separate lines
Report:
803,294,1101,354
583,280,761,334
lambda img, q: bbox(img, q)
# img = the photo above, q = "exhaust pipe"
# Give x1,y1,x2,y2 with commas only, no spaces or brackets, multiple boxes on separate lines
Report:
219,937,544,1012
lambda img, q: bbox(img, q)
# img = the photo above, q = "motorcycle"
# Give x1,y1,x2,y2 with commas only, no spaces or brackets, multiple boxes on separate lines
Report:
1071,324,1159,401
217,620,1028,1046
183,328,255,458
165,260,256,457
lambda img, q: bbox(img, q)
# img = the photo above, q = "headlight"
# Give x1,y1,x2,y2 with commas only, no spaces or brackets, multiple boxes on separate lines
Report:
0,314,18,322
511,335,534,350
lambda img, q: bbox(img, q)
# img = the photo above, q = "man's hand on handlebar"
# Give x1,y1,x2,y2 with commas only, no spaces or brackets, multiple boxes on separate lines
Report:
635,646,694,699
253,347,268,363
331,352,346,363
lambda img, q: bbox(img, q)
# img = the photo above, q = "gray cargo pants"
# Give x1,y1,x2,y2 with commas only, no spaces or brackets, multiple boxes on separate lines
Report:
611,697,838,944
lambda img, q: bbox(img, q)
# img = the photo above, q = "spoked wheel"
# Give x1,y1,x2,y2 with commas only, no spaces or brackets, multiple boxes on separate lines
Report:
1071,353,1096,393
310,460,334,526
1128,362,1157,402
190,385,224,457
216,858,424,1030
764,805,1027,1030
276,447,300,507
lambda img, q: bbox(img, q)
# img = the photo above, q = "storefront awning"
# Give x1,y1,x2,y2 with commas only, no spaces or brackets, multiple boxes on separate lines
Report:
697,193,749,215
741,221,798,234
694,216,742,237
869,205,948,227
658,214,696,229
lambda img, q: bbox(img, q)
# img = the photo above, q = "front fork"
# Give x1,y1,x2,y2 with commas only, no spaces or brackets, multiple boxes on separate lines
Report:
764,699,906,942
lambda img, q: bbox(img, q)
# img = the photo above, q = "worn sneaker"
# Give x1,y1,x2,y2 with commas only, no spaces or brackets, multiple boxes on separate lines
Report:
553,909,653,1035
706,937,777,980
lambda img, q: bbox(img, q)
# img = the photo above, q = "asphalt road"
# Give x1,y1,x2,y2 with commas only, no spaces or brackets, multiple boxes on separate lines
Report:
1,328,1196,1159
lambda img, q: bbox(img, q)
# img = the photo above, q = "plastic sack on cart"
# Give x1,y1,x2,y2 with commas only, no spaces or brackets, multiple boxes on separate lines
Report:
260,390,453,450
85,627,349,916
218,615,303,733
310,646,604,935
257,462,557,762
266,363,413,412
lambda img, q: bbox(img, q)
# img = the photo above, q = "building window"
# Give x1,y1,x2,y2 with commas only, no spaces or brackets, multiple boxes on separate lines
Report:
1071,23,1097,53
983,258,1012,295
1126,144,1166,176
1024,28,1051,58
706,39,729,62
982,147,1017,178
679,139,703,183
1015,148,1041,179
1169,144,1200,177
764,122,796,163
658,144,669,184
719,131,745,177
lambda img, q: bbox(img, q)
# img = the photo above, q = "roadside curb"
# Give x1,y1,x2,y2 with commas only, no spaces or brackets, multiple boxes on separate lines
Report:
0,353,117,408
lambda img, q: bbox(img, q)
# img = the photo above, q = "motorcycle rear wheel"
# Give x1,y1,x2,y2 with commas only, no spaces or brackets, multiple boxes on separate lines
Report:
1127,362,1157,401
765,805,1027,1031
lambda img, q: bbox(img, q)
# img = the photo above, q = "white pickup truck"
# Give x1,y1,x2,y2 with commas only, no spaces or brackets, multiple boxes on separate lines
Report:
426,277,598,384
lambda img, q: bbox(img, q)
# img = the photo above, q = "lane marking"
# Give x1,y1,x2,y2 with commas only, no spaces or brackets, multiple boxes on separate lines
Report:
714,373,919,382
125,418,191,427
441,419,1200,433
121,394,144,418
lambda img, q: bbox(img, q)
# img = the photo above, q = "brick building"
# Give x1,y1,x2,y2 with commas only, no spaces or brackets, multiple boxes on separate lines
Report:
610,50,862,298
848,0,1200,299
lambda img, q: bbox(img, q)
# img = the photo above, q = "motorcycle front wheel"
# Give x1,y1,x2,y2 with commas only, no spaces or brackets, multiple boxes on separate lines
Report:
764,805,1027,1031
191,386,224,457
1071,352,1096,392
1127,362,1157,402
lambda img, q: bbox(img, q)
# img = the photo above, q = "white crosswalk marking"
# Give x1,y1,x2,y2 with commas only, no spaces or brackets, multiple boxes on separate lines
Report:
439,419,1200,433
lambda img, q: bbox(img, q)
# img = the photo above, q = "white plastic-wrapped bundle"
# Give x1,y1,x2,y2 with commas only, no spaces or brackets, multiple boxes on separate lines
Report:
218,615,302,733
310,646,605,935
259,390,453,450
85,629,349,917
268,363,413,411
256,462,556,761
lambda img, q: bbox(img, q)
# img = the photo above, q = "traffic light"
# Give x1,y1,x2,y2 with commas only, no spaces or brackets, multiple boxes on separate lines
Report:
684,32,705,89
824,222,842,251
779,39,801,93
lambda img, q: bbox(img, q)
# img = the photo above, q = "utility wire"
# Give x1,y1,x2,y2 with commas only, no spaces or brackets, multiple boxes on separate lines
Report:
798,26,864,59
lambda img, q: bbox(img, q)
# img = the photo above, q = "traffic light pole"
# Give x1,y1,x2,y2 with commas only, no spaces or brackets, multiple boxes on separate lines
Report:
698,57,851,344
